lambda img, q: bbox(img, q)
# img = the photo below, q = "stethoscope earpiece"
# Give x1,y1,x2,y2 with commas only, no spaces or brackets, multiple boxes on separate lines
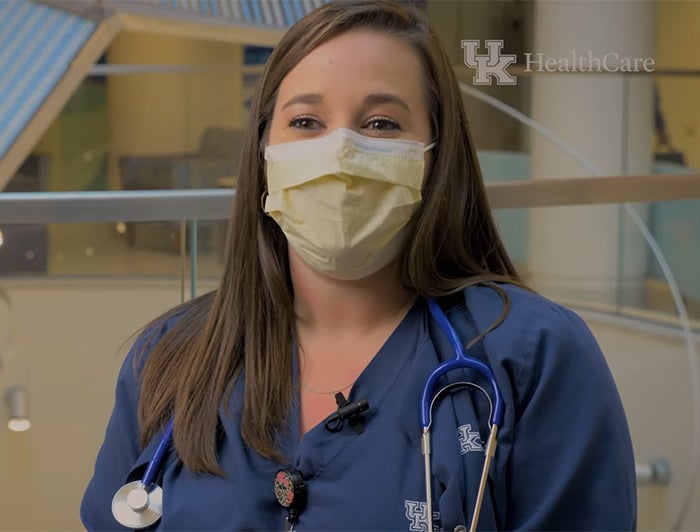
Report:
112,480,164,529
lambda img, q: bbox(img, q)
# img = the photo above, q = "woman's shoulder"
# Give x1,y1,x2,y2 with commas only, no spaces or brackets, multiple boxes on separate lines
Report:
457,290,635,530
122,291,217,382
460,284,629,447
463,282,593,345
460,282,607,385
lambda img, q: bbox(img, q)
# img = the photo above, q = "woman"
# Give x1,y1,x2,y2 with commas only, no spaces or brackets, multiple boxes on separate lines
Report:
81,1,636,530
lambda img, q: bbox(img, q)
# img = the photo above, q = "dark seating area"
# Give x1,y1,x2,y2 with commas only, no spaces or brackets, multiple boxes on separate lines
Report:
0,155,49,274
119,127,243,252
119,126,244,191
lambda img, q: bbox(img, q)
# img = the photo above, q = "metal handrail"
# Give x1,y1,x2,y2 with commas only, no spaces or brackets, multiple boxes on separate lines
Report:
0,173,698,224
486,172,700,208
0,189,232,224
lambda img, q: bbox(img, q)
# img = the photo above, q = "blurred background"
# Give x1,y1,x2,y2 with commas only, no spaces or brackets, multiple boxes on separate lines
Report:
0,0,698,529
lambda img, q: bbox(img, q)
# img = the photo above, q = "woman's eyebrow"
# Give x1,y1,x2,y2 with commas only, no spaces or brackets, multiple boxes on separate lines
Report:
363,93,410,112
281,93,324,110
280,92,410,112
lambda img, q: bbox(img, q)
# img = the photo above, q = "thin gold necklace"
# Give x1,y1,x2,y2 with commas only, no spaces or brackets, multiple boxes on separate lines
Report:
299,378,354,395
298,344,355,395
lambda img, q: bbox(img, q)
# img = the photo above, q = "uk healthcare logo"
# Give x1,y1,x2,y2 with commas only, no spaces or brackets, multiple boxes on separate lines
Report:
462,39,656,85
461,39,517,86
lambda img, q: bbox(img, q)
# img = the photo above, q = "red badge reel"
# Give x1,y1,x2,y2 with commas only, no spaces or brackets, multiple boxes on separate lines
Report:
274,469,306,528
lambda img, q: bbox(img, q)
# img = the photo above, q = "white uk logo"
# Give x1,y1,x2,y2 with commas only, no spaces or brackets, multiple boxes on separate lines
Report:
461,39,517,86
457,424,484,454
404,500,440,532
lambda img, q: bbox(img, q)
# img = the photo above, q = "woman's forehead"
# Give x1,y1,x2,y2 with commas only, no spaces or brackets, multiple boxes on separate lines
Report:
277,30,425,104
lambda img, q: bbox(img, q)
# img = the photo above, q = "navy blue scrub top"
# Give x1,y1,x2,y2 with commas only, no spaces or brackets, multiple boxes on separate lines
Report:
81,284,637,531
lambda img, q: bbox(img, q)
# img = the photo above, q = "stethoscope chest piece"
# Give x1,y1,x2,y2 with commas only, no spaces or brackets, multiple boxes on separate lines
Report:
112,480,163,529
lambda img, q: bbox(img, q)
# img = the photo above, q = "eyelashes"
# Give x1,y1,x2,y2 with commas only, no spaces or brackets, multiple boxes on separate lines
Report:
287,115,402,133
364,117,401,131
287,116,320,130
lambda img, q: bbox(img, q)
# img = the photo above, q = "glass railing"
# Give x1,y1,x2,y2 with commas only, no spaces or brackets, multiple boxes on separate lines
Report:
5,171,699,323
0,190,229,291
2,177,696,319
478,154,700,325
6,64,698,325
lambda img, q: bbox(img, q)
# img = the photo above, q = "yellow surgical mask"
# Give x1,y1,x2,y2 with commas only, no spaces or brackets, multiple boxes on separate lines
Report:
264,128,435,280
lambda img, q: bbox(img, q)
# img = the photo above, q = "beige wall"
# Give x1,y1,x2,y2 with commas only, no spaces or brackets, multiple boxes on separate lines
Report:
0,279,698,530
106,32,244,189
0,279,184,530
588,312,700,530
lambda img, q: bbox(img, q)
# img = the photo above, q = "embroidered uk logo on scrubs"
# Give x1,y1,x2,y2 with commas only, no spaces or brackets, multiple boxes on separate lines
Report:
405,500,441,532
457,424,484,454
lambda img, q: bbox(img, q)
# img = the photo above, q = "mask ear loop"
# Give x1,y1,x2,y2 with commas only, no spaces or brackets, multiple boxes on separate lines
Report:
260,191,268,213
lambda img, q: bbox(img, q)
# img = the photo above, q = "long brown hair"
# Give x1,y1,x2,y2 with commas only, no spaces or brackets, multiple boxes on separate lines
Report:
137,0,520,474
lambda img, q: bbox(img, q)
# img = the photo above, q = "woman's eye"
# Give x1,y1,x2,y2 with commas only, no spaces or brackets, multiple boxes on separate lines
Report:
364,117,401,132
288,116,320,130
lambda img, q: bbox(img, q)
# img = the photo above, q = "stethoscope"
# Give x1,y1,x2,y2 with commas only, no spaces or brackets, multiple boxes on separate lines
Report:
422,298,504,532
112,420,173,529
111,298,504,531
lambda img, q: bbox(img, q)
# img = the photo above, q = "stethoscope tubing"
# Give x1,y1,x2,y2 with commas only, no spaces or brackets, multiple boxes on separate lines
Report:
422,298,505,428
141,419,174,487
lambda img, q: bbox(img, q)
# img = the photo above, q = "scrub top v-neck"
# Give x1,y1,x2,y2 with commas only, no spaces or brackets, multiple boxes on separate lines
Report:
199,298,441,530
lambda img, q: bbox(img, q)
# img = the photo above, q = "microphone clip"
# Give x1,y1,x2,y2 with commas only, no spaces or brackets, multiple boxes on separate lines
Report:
324,392,369,434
